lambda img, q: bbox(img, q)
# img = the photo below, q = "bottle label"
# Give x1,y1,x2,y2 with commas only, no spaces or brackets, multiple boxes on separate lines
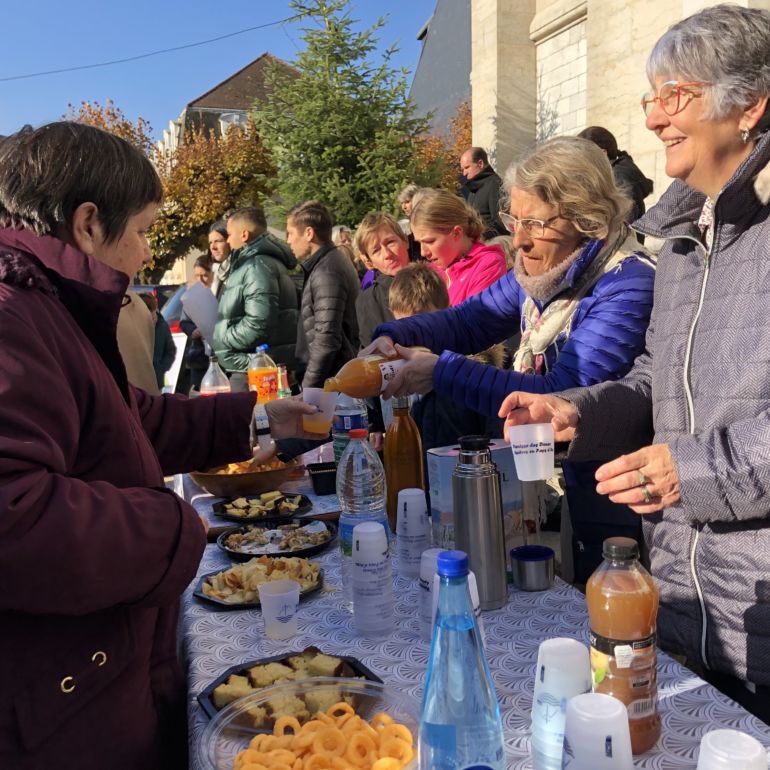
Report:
332,411,369,435
340,517,389,557
378,359,406,391
589,631,655,658
627,697,656,719
248,369,278,403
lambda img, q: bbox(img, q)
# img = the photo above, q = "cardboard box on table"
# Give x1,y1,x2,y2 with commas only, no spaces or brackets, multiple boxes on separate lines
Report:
427,439,531,564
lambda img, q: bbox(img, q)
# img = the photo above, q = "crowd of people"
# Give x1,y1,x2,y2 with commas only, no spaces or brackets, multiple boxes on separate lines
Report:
1,4,770,769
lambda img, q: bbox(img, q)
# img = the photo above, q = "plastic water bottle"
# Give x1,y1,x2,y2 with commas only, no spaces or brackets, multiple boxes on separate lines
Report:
199,356,230,396
420,550,505,770
332,393,369,464
336,428,389,612
352,521,393,636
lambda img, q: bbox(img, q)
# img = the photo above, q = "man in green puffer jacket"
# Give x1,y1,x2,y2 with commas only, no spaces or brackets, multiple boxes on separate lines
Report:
213,207,299,392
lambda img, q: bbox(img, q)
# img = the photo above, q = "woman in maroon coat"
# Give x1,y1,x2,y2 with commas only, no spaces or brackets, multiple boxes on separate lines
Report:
0,123,258,770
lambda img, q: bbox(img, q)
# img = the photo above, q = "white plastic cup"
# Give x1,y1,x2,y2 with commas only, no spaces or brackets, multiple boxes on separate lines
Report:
352,521,393,637
697,729,768,770
396,488,431,579
257,579,300,640
508,423,555,481
301,387,337,435
530,638,592,770
419,548,443,642
561,692,633,769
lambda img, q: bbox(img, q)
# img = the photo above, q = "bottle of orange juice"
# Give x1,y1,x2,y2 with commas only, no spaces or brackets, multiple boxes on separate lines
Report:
247,344,278,403
324,349,429,397
586,537,661,754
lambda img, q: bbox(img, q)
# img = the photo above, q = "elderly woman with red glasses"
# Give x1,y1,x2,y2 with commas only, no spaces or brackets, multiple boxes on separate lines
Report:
500,4,770,722
359,135,655,582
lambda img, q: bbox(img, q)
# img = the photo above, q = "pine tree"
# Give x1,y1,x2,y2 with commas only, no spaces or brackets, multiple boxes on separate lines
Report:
254,0,441,227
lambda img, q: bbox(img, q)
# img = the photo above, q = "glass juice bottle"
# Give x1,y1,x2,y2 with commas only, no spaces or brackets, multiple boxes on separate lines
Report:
586,536,661,754
383,396,425,532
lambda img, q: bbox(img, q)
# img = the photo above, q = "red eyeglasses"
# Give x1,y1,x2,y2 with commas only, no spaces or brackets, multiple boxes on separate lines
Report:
640,81,710,117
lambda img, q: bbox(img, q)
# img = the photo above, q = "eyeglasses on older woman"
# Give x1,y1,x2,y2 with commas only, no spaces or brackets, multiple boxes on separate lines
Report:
640,80,710,117
498,210,560,238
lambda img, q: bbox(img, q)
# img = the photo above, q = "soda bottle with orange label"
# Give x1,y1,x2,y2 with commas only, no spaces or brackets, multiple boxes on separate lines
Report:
247,344,278,403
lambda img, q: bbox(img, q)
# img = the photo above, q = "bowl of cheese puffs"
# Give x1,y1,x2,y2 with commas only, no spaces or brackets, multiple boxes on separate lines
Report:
199,677,419,770
190,458,304,498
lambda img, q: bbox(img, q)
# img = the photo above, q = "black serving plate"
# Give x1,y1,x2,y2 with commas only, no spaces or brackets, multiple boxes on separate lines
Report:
212,493,313,523
216,517,337,561
193,564,324,611
197,647,383,720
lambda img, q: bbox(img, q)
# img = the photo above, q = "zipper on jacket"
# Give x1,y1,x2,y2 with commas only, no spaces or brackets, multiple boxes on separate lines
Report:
689,524,710,668
682,236,712,671
682,249,710,433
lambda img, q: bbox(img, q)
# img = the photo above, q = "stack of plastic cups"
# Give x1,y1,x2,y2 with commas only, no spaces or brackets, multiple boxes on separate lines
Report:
396,488,431,579
530,637,592,770
351,521,393,637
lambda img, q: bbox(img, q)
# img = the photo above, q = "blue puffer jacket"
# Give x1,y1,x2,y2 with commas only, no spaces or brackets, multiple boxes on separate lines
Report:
374,234,656,579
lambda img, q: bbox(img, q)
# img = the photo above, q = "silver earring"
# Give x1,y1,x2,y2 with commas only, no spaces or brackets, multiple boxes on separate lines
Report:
741,128,750,144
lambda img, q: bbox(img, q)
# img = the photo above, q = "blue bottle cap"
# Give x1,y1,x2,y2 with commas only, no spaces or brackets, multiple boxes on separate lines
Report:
437,550,469,578
256,344,269,352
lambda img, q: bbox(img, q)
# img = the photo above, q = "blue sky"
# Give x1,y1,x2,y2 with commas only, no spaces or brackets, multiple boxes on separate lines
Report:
0,0,433,139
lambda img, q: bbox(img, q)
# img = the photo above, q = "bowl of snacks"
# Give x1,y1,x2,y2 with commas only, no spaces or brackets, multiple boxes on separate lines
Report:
199,677,419,770
190,458,303,498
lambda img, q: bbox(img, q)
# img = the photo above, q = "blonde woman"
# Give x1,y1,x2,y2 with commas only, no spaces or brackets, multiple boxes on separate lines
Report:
410,188,508,305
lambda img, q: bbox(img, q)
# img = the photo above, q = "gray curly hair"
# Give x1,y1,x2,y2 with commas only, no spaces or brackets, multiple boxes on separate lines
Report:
647,4,770,127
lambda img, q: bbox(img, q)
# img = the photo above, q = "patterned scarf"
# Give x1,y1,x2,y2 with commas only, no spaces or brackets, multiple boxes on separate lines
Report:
513,229,635,375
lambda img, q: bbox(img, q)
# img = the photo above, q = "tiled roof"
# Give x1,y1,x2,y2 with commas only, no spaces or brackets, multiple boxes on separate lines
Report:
187,52,295,110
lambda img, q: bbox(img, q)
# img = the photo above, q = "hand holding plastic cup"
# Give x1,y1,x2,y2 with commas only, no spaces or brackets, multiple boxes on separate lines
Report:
257,579,300,640
561,692,633,769
696,729,768,769
508,423,555,481
531,637,591,770
301,387,337,435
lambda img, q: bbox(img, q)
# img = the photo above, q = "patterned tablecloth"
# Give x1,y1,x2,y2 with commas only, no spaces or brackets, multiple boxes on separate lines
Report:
178,474,770,770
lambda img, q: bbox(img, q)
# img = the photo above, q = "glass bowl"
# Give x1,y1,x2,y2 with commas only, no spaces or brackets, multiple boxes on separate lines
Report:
199,677,420,770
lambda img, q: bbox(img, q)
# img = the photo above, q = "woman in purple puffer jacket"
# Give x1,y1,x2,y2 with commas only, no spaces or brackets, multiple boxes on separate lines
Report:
0,123,259,770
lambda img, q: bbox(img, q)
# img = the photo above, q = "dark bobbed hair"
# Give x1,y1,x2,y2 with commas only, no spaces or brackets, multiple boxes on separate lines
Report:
287,200,333,243
0,122,162,243
577,126,619,160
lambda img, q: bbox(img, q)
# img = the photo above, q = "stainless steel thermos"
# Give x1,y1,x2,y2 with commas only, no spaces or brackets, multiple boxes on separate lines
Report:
452,435,508,610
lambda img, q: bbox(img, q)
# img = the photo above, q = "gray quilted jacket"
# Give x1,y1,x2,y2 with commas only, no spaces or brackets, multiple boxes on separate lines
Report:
562,131,770,685
295,244,360,388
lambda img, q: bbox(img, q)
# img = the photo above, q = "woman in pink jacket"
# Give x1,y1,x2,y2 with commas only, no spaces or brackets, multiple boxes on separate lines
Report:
410,188,508,305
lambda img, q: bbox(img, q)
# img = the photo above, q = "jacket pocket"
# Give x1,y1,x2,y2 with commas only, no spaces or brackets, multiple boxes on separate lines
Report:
14,612,138,751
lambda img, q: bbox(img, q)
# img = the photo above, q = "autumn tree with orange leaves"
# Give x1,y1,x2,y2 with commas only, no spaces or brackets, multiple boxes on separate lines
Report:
66,101,275,281
414,101,472,193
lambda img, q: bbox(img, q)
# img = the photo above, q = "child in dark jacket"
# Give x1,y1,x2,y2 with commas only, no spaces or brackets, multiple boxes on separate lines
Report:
387,263,504,451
